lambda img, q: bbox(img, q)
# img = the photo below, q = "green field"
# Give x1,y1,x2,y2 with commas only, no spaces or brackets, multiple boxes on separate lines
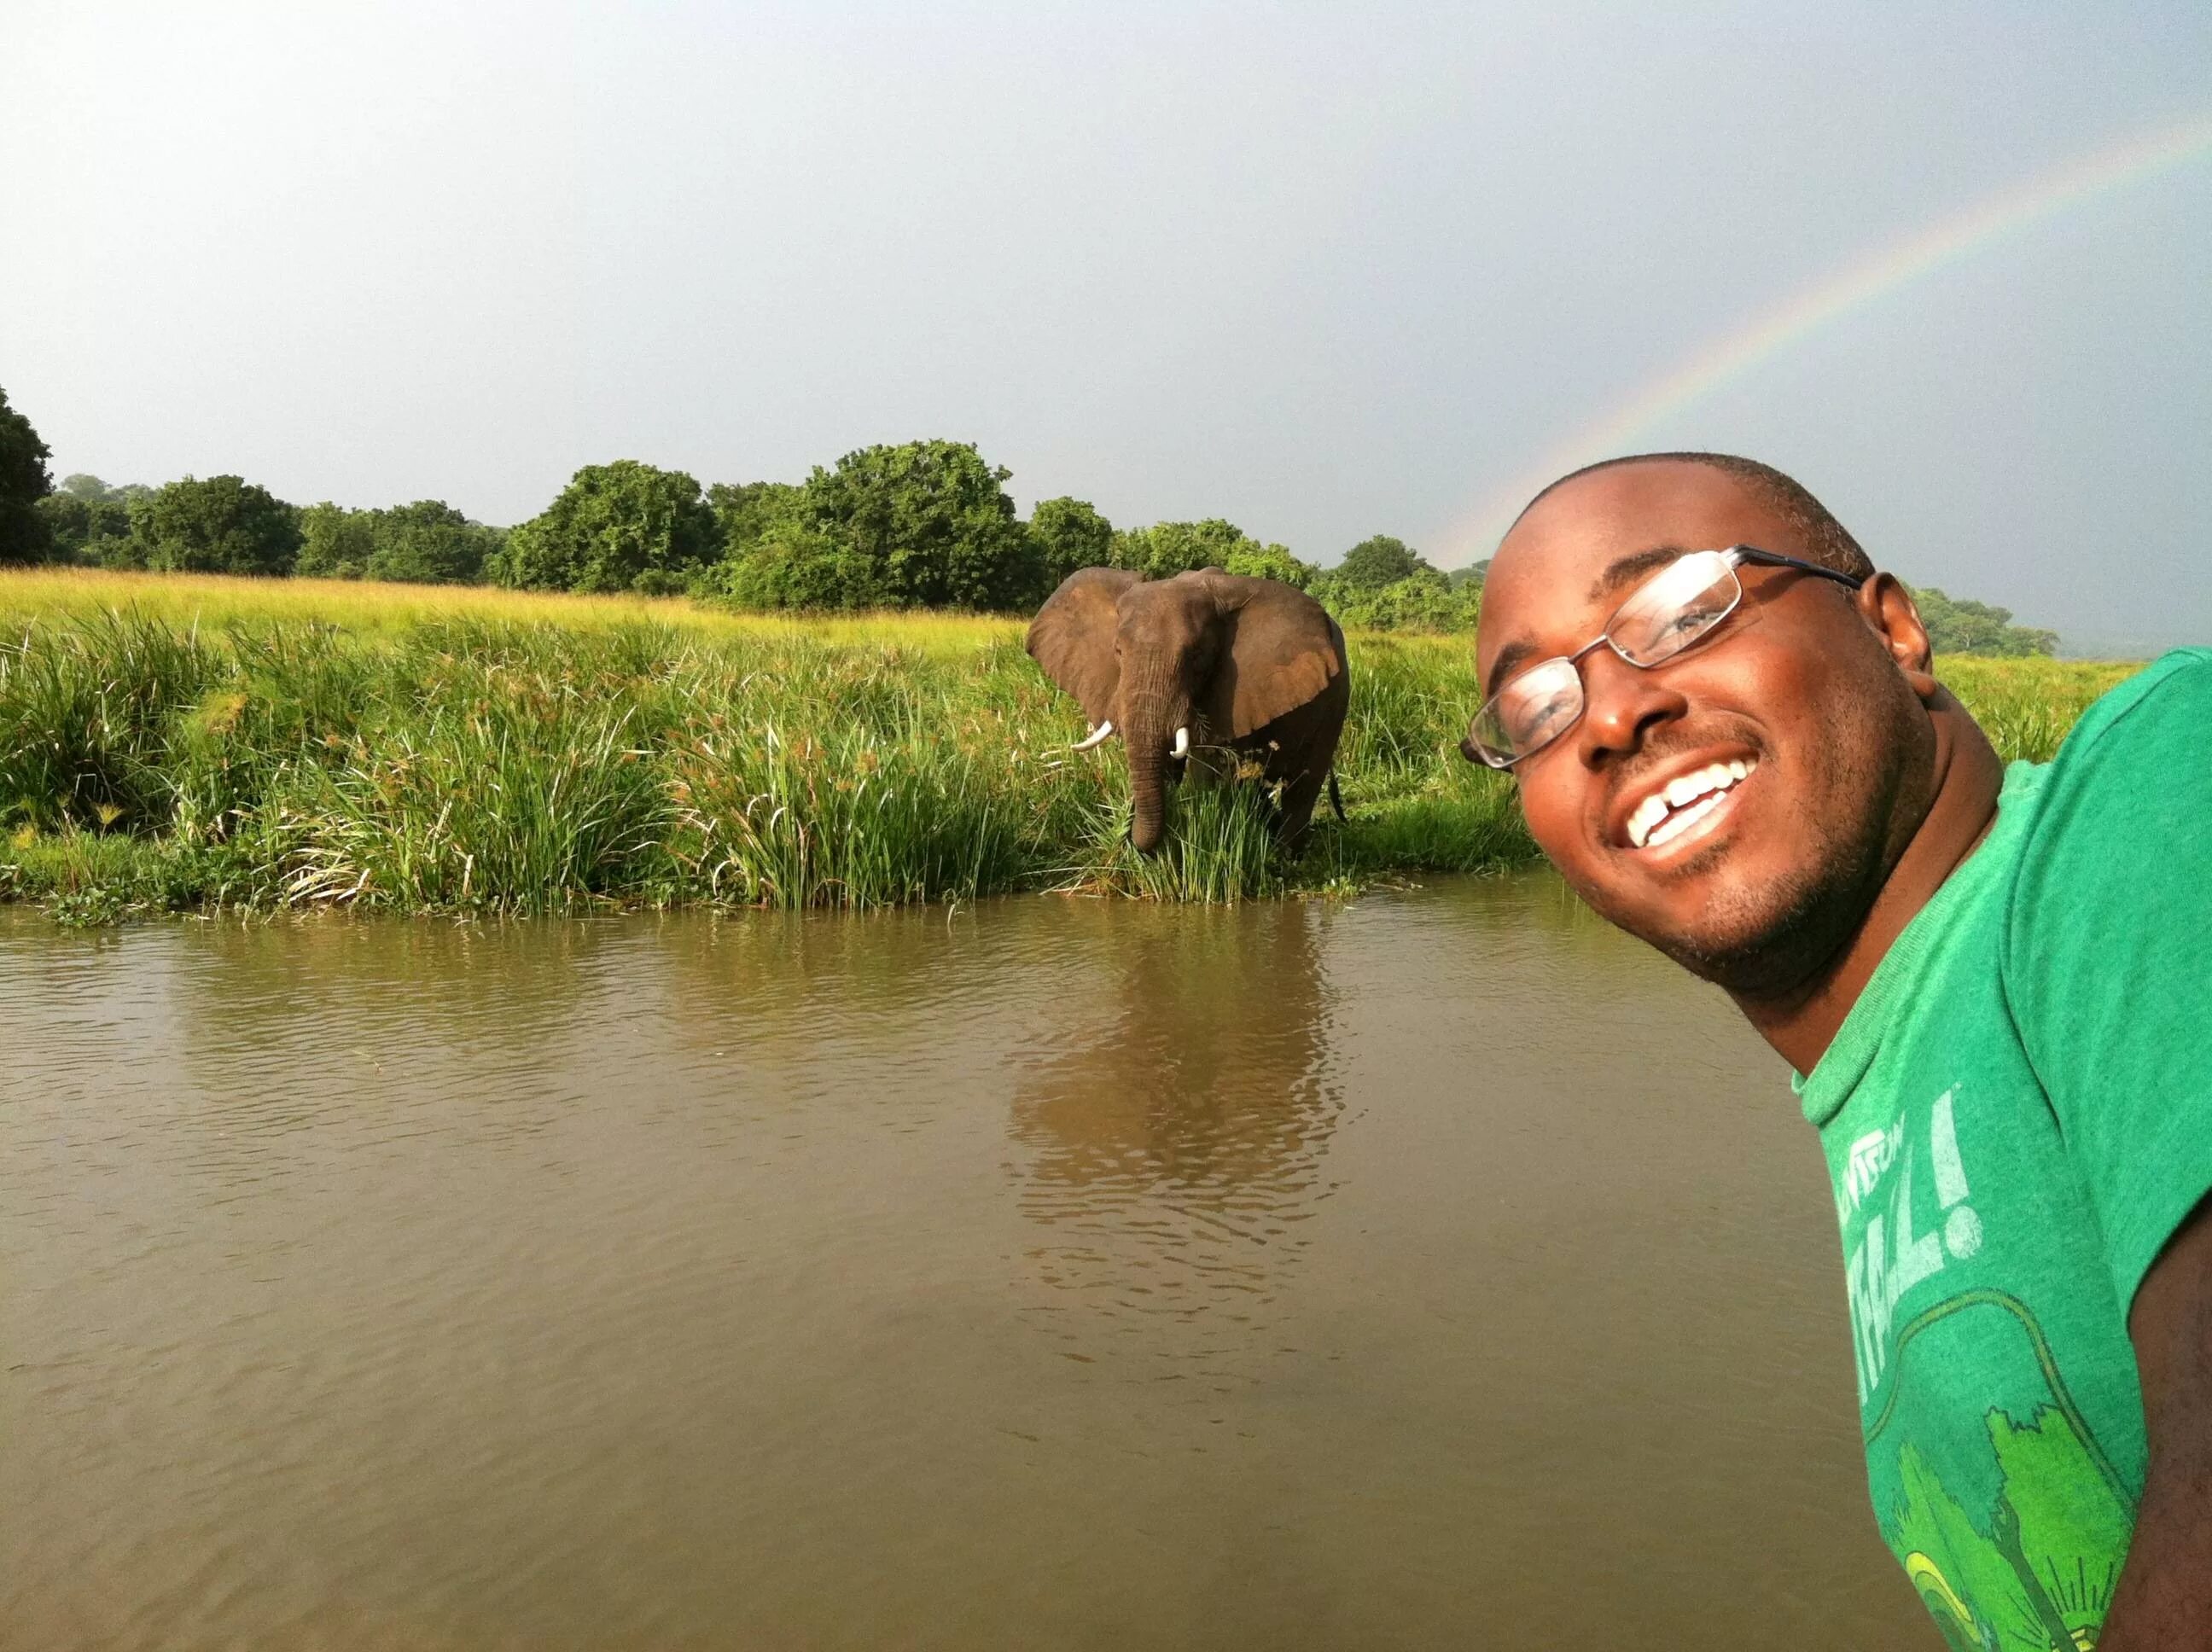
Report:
0,569,2145,922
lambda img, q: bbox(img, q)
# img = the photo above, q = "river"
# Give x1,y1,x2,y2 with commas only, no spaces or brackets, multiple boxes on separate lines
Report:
1,876,1930,1649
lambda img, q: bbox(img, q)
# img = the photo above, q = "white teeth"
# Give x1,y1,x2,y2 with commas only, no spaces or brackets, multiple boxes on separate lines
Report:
1624,757,1758,850
1645,789,1723,847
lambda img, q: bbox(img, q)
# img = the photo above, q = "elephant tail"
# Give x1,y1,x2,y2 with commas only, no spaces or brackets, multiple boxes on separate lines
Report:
1328,769,1346,822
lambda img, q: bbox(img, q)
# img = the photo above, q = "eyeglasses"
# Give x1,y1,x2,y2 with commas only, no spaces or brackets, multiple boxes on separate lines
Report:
1460,545,1865,769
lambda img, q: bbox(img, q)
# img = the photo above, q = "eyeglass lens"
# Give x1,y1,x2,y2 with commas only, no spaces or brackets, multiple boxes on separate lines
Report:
1470,551,1743,765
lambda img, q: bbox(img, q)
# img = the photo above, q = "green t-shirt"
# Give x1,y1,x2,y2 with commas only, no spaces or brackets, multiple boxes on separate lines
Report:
1796,649,2212,1652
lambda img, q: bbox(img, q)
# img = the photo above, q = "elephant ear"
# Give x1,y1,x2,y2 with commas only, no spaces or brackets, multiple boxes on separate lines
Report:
1026,567,1140,725
1206,574,1345,739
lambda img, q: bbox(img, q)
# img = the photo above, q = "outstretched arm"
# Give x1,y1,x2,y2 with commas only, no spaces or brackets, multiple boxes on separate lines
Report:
2099,1201,2212,1649
2000,653,2212,1649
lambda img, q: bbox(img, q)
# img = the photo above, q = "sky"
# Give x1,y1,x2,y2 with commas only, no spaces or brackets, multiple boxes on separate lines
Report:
3,1,2207,654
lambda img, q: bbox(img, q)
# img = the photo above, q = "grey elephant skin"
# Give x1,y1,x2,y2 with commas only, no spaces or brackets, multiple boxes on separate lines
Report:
1026,567,1350,855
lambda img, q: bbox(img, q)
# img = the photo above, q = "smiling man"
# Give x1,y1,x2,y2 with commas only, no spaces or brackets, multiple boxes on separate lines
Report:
1470,452,2212,1649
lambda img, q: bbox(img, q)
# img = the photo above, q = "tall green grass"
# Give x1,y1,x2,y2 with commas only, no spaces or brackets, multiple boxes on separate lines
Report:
0,573,2145,920
1941,656,2142,765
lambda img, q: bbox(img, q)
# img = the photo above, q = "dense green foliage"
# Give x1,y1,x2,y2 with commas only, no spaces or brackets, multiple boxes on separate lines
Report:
497,461,720,595
1316,565,1481,632
708,480,805,552
717,442,1042,611
0,574,2137,923
1109,518,1297,585
112,474,304,576
38,474,144,564
1306,535,1482,633
0,386,55,566
1333,534,1423,590
297,499,504,585
0,370,2062,645
1029,497,1115,590
0,598,1539,918
1912,585,2058,658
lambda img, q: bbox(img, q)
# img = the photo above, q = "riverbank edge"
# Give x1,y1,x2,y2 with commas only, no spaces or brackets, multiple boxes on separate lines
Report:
0,574,2142,927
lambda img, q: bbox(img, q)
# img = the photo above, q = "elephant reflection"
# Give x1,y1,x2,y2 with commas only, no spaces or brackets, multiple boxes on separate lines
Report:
1008,900,1344,1312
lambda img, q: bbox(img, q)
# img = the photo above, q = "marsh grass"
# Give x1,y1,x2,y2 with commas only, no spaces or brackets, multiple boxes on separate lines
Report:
1941,656,2142,765
0,570,2145,918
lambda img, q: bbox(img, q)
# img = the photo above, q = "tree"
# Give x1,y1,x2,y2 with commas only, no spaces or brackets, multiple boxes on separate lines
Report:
126,475,302,576
1908,585,2059,657
1335,533,1424,590
1220,539,1316,589
720,517,885,611
1109,518,1315,588
708,480,805,556
498,461,720,594
296,499,502,584
369,500,501,585
797,439,1041,610
1028,497,1114,590
294,503,381,579
0,385,55,565
35,474,138,564
1318,566,1480,632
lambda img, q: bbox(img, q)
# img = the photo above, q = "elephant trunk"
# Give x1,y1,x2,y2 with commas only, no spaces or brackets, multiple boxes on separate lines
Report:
1120,670,1188,857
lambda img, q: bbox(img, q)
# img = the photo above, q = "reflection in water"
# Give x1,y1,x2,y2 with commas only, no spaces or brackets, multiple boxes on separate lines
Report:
1009,902,1343,1369
0,885,1930,1651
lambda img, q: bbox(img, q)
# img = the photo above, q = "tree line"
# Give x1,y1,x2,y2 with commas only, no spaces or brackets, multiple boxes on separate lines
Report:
0,382,2057,650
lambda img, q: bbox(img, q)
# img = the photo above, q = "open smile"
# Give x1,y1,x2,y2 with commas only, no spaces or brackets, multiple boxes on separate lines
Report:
1620,757,1759,854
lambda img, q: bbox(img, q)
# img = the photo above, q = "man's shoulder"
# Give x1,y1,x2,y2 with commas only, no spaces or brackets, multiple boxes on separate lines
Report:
2053,649,2212,770
2006,649,2212,946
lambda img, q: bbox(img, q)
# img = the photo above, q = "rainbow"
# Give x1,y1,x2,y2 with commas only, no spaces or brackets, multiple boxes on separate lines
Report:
1444,108,2212,563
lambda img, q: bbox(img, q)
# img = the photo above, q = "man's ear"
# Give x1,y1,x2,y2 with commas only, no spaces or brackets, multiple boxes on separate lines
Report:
1859,573,1936,701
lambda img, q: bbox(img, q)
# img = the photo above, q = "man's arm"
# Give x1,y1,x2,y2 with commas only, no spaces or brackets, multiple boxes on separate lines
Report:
1999,653,2212,1647
2099,1197,2212,1649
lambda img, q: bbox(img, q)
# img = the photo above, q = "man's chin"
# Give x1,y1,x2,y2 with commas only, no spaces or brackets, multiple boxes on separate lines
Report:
1598,860,1848,998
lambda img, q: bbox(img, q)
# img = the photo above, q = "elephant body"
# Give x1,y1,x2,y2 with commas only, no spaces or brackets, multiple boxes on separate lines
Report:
1026,567,1349,853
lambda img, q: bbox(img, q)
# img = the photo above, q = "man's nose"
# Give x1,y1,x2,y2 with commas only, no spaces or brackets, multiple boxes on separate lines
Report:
1573,648,1687,765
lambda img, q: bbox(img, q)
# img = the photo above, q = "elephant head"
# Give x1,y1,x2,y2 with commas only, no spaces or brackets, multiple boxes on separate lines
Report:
1026,567,1344,854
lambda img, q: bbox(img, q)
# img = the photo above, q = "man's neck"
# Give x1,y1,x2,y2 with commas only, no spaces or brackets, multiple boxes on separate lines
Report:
1733,694,2007,1075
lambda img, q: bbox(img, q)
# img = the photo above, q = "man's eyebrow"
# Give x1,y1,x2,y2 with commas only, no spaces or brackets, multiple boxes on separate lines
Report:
1586,544,1692,604
1482,544,1701,699
1482,637,1539,700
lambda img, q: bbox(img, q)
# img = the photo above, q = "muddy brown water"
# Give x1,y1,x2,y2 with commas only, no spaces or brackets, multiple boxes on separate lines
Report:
1,876,1934,1650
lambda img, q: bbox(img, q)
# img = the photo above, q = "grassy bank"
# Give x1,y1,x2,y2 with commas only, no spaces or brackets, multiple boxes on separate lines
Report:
0,571,2143,922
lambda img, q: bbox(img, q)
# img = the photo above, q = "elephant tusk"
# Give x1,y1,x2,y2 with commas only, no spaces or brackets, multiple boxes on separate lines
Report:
1172,726,1190,759
1071,719,1115,753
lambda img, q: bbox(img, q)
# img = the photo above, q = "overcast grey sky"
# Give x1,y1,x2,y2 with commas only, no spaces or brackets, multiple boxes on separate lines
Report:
3,1,2207,652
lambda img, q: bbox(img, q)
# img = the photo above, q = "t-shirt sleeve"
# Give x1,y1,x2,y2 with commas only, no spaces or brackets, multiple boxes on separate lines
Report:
2007,650,2212,1316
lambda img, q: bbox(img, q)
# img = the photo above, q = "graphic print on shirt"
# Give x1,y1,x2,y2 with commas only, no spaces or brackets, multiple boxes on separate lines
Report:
1840,1088,2134,1652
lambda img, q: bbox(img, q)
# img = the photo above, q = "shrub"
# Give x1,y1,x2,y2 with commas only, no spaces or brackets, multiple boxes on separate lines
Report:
1029,497,1115,590
498,461,720,594
797,439,1042,611
126,475,303,576
720,519,886,612
298,499,503,585
1110,519,1315,588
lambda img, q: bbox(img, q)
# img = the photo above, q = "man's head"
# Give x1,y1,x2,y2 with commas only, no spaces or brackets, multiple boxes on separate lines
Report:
1476,453,1945,999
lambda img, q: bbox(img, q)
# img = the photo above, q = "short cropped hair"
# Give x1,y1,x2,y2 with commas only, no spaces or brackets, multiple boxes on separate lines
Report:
1515,451,1875,582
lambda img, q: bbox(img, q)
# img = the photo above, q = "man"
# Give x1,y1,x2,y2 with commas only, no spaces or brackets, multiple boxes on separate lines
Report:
1468,452,2210,1650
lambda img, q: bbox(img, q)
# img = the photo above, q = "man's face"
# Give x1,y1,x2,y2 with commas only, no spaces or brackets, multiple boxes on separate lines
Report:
1476,462,1935,996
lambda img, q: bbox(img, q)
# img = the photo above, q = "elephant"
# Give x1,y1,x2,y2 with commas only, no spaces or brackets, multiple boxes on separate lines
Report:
1025,566,1350,854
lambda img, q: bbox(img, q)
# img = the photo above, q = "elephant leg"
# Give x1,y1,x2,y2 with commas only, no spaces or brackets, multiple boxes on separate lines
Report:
1273,764,1329,852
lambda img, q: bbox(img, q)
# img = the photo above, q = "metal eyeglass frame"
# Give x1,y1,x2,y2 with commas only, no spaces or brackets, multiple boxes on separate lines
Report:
1461,544,1866,769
